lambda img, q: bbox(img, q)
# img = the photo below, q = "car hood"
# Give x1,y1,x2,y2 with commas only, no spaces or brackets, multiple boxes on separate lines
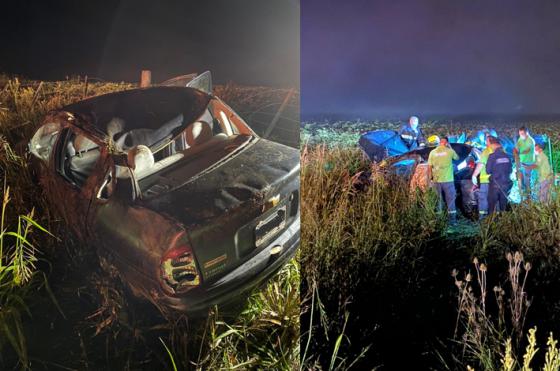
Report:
140,138,300,227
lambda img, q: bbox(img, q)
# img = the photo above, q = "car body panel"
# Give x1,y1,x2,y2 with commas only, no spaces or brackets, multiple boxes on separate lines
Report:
28,81,300,313
141,137,300,281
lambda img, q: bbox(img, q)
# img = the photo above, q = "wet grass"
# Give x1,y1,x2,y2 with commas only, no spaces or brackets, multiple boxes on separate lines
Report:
0,75,300,370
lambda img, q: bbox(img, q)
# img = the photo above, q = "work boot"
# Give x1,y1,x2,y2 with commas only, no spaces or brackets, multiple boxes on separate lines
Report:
448,212,457,226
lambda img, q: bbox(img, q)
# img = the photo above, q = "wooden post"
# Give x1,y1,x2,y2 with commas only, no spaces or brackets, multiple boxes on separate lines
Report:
83,75,89,98
140,70,152,87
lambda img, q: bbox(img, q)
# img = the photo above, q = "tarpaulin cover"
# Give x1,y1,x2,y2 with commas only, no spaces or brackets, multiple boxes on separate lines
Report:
359,130,410,161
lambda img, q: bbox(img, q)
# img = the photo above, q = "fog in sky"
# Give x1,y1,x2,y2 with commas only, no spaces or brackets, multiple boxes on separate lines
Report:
0,0,299,87
302,0,560,116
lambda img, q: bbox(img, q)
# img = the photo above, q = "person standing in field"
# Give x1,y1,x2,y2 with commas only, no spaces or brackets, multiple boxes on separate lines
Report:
522,144,553,203
428,136,459,224
486,136,513,213
513,126,536,198
399,115,426,149
471,134,494,220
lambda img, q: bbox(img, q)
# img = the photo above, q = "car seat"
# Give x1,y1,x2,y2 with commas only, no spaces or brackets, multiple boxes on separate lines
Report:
128,145,155,179
114,114,185,150
67,134,101,185
185,121,213,147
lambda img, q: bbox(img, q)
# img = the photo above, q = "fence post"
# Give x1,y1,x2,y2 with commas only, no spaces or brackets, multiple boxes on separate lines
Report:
140,70,152,87
83,75,89,98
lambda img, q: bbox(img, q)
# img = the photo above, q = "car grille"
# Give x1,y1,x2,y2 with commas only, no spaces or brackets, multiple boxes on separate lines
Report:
255,206,287,247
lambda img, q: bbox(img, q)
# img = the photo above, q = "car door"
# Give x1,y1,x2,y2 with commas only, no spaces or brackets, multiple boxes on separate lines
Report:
42,126,112,239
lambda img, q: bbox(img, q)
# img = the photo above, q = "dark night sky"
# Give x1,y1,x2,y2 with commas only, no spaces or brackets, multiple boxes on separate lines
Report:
302,0,560,116
0,0,299,87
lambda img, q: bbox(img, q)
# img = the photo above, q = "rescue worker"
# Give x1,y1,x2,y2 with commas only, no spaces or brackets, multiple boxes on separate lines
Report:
428,136,459,224
522,144,553,203
399,115,426,149
471,134,494,220
486,136,513,213
468,129,489,149
427,135,440,147
513,126,536,197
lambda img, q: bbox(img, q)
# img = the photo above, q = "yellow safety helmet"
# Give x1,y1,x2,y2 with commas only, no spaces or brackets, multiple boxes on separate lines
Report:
427,135,440,146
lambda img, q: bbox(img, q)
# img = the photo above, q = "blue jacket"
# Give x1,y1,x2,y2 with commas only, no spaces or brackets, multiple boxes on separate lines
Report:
486,147,513,186
398,124,425,148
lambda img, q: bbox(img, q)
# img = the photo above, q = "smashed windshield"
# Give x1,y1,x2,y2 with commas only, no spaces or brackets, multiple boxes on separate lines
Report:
29,122,62,161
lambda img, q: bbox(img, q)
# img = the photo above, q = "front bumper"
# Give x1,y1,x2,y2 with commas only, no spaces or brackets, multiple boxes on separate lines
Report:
163,217,300,313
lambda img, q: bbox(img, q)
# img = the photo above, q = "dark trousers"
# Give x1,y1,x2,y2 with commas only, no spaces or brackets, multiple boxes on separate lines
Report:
488,181,512,213
434,181,457,218
477,183,489,218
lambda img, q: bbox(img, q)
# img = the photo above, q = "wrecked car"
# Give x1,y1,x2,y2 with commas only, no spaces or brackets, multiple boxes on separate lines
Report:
28,72,300,313
359,128,554,214
359,130,481,214
384,143,480,214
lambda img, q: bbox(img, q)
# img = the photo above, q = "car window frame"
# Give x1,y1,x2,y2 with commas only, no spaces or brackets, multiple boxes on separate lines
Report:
94,163,117,204
54,127,77,187
53,126,107,191
210,99,255,137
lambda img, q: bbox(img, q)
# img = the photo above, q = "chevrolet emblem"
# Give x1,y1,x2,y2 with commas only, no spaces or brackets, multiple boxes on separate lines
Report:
263,194,281,212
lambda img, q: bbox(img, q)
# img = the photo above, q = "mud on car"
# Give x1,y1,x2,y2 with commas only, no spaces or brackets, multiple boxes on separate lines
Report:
28,73,300,313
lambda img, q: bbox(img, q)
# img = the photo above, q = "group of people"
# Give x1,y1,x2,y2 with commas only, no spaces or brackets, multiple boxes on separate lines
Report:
398,117,554,224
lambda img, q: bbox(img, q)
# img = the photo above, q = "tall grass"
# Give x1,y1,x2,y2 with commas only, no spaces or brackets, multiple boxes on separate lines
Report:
193,259,300,370
300,145,447,368
0,75,300,369
450,252,533,369
301,137,560,369
479,198,560,261
301,144,445,300
0,183,52,368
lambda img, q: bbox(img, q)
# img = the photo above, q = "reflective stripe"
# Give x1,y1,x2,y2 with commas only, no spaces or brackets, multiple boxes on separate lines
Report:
449,210,457,214
401,134,414,140
479,211,488,215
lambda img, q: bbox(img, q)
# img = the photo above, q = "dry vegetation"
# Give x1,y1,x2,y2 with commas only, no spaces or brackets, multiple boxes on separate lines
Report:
300,127,560,369
0,75,299,370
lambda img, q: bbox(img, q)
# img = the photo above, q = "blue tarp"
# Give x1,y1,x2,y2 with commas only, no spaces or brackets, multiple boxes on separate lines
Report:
359,128,550,162
358,130,410,161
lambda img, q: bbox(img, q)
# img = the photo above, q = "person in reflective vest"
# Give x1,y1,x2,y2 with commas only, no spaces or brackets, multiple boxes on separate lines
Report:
513,126,536,198
471,134,494,220
522,144,553,203
486,136,513,213
399,115,426,149
428,136,459,224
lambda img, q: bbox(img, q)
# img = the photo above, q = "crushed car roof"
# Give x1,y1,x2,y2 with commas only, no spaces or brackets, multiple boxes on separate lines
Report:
61,86,212,142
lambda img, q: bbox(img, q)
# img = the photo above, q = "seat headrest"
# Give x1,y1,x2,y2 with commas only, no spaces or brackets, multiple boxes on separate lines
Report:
127,145,154,177
185,121,212,147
